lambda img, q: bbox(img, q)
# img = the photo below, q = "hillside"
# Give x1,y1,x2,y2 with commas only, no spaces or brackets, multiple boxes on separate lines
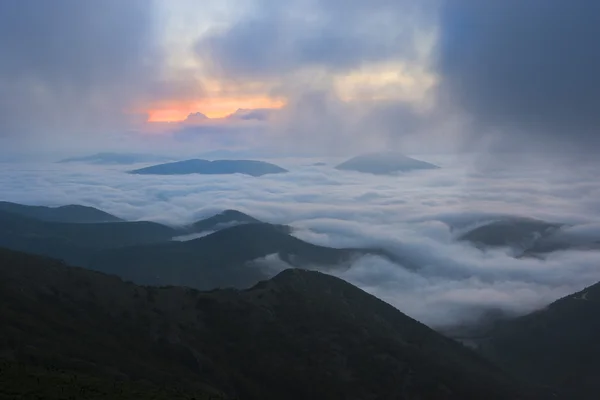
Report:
88,223,383,290
0,209,177,251
130,159,288,177
0,201,123,223
0,248,540,400
457,217,600,258
190,209,262,233
478,282,600,399
0,207,400,291
336,152,439,175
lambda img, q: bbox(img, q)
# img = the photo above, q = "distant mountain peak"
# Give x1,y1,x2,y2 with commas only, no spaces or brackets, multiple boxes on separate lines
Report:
189,209,262,233
336,152,439,175
130,159,288,177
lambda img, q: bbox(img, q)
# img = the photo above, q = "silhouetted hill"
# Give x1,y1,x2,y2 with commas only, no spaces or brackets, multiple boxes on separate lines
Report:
458,218,561,248
58,152,173,165
0,210,178,269
0,248,540,400
0,209,176,251
336,152,439,174
477,282,600,399
457,217,600,258
0,201,123,223
130,159,288,177
0,209,401,290
190,210,262,233
89,223,381,290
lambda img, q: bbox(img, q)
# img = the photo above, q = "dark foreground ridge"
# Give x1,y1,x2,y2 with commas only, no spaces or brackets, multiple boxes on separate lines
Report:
130,159,288,177
478,281,600,400
0,248,540,400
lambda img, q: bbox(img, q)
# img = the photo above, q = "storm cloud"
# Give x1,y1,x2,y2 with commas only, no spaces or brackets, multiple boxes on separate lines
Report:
196,0,435,79
437,0,600,154
0,0,164,150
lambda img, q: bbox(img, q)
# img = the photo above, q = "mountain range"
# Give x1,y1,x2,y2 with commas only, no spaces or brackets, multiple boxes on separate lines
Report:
0,202,401,291
0,201,124,223
2,200,600,398
0,247,543,400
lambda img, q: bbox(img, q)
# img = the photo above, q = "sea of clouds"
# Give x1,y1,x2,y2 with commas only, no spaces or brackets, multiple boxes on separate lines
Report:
2,154,600,329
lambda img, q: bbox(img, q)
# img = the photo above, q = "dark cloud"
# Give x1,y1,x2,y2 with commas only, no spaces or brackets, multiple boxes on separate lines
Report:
0,0,159,144
196,0,435,78
191,0,441,157
437,0,600,153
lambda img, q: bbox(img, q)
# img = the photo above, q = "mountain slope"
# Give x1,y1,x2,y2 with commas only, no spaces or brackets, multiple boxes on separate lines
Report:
478,282,600,399
458,217,561,249
89,223,374,290
130,159,288,177
0,248,540,400
336,152,439,175
0,209,401,291
190,209,262,233
0,201,123,223
0,209,177,251
457,217,600,258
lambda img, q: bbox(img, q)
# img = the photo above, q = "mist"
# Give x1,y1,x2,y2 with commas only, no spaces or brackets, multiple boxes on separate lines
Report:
2,156,600,328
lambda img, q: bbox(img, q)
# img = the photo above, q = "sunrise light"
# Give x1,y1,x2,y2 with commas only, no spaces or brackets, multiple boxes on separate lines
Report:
146,97,286,122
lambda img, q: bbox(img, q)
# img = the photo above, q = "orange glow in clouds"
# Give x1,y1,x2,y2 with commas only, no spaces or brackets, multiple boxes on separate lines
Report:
147,97,286,122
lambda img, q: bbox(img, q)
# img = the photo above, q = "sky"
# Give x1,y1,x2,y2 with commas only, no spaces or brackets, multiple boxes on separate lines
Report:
1,0,597,158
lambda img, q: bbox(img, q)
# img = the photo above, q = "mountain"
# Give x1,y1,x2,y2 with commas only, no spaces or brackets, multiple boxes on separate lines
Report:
457,217,600,257
476,282,600,399
0,247,541,400
336,152,439,175
0,209,176,250
58,152,173,165
458,218,561,248
190,209,262,233
0,201,123,223
88,223,384,290
130,159,288,177
0,207,400,291
0,209,178,267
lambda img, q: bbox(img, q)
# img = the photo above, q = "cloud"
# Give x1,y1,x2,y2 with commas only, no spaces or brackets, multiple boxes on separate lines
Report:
226,109,275,121
0,0,444,158
437,0,600,155
2,157,600,328
196,0,435,79
187,0,443,157
0,1,155,140
0,0,203,154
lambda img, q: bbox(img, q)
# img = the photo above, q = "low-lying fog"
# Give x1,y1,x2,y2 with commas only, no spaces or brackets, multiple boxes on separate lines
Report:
2,154,600,329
